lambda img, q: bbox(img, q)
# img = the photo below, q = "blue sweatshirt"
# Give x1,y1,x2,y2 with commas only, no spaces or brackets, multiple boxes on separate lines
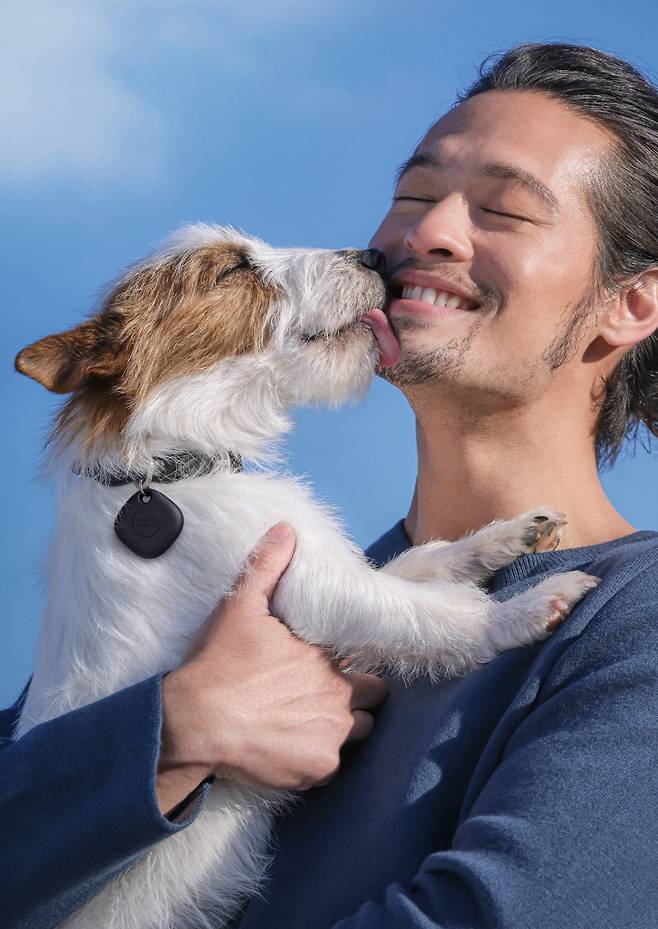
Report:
238,523,658,928
3,523,658,928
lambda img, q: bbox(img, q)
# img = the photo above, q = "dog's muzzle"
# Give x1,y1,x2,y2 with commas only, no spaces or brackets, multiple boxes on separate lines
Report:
356,248,387,276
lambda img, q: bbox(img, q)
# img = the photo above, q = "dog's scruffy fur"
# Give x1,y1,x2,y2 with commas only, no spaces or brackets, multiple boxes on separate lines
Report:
15,224,598,929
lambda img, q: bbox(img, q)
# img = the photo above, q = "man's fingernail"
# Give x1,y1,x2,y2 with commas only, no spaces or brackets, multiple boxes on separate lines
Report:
266,523,293,543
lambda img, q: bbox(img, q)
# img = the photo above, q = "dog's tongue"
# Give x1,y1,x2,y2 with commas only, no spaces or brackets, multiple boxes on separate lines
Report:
362,308,401,368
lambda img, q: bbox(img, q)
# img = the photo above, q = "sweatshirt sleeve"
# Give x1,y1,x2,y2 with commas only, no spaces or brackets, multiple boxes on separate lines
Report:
332,567,658,929
0,674,212,928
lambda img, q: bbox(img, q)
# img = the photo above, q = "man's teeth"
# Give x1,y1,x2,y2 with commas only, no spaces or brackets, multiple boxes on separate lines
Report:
401,284,470,310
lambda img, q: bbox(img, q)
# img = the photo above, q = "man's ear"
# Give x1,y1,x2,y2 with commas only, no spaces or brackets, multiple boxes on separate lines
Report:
597,270,658,349
15,319,123,394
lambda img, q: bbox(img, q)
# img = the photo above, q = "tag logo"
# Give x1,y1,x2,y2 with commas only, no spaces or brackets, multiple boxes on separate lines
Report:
132,507,162,538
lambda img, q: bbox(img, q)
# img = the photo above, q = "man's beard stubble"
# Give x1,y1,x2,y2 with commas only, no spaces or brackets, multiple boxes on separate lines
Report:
379,313,484,387
380,285,596,388
541,286,597,370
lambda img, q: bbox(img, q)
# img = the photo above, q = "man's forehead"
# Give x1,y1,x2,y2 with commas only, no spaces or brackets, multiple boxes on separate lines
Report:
414,90,610,178
405,89,611,203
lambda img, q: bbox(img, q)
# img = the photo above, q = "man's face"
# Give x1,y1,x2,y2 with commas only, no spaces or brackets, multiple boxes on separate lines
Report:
370,89,612,405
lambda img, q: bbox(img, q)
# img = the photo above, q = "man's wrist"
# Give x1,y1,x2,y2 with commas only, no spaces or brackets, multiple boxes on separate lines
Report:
158,670,214,816
165,774,216,822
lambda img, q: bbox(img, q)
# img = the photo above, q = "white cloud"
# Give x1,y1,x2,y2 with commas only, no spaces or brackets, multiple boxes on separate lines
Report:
0,1,166,186
0,0,353,188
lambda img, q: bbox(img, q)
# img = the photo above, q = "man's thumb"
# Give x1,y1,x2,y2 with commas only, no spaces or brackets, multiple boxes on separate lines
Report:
241,523,296,601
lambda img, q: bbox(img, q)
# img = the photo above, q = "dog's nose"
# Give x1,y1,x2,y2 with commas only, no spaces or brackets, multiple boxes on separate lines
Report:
357,249,387,276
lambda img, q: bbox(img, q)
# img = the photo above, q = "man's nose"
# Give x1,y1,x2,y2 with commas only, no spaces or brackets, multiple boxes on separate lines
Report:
357,248,387,276
403,196,473,263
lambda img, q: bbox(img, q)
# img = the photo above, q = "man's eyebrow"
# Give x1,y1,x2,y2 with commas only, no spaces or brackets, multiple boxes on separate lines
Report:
395,152,441,183
480,162,559,214
395,153,559,214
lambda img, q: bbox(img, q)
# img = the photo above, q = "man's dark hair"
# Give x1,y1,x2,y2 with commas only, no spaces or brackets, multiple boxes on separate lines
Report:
461,43,658,467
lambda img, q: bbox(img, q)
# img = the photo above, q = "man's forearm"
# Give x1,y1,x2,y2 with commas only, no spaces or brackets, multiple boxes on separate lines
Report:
1,675,204,927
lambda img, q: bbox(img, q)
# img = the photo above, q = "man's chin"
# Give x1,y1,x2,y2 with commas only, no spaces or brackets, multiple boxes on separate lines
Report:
376,337,474,387
378,308,486,386
376,353,440,388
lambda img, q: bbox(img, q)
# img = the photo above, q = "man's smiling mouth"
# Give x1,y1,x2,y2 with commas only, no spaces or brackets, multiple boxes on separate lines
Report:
388,283,480,314
388,272,481,312
399,284,476,311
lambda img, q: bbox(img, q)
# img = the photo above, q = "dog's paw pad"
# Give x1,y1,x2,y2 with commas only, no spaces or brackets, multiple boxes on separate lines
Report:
546,597,570,629
521,510,568,552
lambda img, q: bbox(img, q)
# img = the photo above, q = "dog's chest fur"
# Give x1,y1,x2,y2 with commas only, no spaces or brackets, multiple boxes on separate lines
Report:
18,468,360,735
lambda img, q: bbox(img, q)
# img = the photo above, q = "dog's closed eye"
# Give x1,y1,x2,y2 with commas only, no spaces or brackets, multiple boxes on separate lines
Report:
214,258,253,286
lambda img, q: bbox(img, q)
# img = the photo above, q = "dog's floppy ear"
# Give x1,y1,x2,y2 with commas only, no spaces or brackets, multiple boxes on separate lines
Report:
15,319,124,394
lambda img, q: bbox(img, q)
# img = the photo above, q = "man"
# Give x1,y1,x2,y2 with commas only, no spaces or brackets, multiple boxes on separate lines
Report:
3,42,658,928
237,42,658,927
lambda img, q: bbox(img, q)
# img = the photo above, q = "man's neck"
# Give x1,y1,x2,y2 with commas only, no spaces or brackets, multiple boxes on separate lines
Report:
405,400,636,551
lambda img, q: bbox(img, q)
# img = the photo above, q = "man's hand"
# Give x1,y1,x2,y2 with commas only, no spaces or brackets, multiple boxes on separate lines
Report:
156,523,388,816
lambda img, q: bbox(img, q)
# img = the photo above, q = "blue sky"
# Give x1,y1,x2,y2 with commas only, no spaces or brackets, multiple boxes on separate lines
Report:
2,0,658,706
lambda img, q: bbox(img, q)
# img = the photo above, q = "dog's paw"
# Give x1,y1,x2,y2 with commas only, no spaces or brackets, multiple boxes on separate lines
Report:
516,508,568,553
489,570,601,653
462,508,568,583
535,570,602,629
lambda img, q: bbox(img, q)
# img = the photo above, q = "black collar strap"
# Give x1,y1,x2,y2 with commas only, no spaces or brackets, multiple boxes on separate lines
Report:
72,450,242,487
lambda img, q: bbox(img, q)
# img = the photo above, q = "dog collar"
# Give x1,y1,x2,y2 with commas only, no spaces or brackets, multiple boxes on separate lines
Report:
71,450,242,560
72,450,242,487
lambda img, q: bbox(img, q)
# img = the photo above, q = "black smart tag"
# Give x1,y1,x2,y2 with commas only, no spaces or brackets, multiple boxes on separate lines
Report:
114,489,184,559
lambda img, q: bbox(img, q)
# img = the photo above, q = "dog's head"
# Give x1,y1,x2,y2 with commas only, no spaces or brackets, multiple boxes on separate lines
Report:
16,225,395,463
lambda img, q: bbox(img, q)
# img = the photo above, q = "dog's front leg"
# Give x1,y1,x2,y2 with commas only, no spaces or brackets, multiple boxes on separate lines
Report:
272,552,597,679
382,508,566,586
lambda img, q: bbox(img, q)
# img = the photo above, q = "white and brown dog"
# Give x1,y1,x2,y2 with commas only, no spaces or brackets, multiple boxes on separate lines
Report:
15,224,598,929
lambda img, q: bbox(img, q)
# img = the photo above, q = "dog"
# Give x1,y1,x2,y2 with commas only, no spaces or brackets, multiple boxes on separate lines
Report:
15,224,599,929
